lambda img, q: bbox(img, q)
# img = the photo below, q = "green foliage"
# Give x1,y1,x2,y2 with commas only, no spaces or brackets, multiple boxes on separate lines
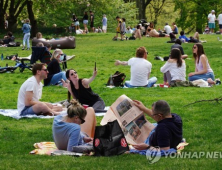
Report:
1,32,222,169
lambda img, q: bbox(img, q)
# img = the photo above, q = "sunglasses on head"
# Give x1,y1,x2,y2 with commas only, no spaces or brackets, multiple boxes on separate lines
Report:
70,71,77,76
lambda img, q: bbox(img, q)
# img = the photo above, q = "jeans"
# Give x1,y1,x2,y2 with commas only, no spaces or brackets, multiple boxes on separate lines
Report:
23,32,30,48
125,77,157,88
188,72,215,81
49,71,67,85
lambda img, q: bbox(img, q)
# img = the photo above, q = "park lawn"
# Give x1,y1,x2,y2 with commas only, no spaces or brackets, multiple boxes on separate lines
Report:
0,33,222,169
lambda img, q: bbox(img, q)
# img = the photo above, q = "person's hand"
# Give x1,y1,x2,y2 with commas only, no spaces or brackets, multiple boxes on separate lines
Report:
188,72,195,77
133,100,147,112
115,60,121,66
52,104,63,112
93,69,97,77
132,143,149,150
83,136,93,143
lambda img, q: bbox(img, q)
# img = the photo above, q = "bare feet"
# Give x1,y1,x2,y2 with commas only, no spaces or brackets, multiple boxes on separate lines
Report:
207,78,215,85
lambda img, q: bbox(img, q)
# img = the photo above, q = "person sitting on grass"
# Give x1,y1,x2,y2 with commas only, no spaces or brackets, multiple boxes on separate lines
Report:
44,49,68,86
161,48,186,85
131,100,182,152
17,63,62,116
170,39,188,59
64,68,106,112
133,24,142,39
115,46,157,87
0,31,15,44
36,32,46,41
188,43,215,82
53,99,96,152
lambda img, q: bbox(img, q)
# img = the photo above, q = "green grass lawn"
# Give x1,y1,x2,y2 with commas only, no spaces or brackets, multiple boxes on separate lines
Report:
0,33,222,169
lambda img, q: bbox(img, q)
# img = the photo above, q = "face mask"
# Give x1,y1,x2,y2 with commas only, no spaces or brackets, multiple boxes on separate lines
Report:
59,54,64,61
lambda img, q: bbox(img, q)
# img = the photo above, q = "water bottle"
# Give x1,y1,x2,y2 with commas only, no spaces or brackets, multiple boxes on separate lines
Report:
1,54,3,60
110,75,114,86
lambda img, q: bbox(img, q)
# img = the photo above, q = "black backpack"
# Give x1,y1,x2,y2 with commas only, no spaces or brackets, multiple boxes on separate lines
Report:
107,71,126,87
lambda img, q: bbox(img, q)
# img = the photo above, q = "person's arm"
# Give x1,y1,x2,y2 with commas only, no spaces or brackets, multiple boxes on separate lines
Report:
115,60,128,66
133,100,153,117
82,69,97,88
189,55,208,76
24,91,41,106
160,61,172,73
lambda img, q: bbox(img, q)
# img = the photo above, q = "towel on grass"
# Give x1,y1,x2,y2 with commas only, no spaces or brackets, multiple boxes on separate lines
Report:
0,107,108,119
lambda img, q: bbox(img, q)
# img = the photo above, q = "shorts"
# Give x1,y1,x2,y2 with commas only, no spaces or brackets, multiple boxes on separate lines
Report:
219,24,222,29
208,23,215,29
20,106,36,116
74,21,79,26
83,20,88,25
102,26,107,31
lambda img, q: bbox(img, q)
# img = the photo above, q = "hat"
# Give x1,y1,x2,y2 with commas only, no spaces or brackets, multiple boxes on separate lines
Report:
212,10,215,13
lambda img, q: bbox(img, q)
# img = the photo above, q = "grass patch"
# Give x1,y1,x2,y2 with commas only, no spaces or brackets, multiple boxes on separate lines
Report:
1,33,222,169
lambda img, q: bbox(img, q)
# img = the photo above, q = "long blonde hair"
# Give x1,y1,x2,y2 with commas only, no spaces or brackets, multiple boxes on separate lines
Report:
51,49,62,61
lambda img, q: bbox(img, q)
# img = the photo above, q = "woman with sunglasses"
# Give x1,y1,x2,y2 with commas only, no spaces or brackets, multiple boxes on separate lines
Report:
65,68,105,112
53,99,96,151
160,48,186,85
188,43,215,82
44,49,68,86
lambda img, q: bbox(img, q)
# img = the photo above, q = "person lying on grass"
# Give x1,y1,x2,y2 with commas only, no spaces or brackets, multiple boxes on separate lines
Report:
17,63,62,116
52,99,96,151
131,100,183,151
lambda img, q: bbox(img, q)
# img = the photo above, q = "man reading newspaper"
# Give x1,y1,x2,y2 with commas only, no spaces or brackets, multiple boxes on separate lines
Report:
101,95,182,151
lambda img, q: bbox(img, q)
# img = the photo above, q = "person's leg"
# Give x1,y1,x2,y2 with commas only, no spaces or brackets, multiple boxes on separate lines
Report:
147,77,158,87
92,98,105,111
26,33,30,49
49,72,67,85
81,107,96,138
22,33,27,49
193,32,199,40
164,71,172,85
31,102,60,115
189,72,215,81
124,81,134,87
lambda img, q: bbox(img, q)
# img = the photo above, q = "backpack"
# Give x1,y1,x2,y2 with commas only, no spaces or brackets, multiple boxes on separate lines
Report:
107,71,126,87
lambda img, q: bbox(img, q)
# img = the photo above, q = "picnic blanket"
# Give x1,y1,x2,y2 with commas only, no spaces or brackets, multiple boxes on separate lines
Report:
0,107,108,119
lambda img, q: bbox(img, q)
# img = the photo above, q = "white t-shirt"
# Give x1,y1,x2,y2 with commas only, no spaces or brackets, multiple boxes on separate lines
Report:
128,57,152,86
160,61,186,81
164,25,172,34
218,14,222,24
17,76,43,114
208,13,216,23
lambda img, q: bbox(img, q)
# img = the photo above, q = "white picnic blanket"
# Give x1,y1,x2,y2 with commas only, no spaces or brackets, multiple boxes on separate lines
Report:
0,107,108,120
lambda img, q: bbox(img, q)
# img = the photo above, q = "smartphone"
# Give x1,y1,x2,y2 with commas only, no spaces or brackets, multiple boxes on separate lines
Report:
94,62,96,71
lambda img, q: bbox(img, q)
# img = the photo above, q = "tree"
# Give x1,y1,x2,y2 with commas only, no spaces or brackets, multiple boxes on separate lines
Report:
0,0,9,30
27,0,37,37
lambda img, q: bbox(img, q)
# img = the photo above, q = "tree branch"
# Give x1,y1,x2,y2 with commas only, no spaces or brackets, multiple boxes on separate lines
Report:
184,97,222,107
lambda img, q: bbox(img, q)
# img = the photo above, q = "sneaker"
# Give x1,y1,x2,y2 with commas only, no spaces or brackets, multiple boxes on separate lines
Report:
26,48,30,50
22,47,25,50
216,78,221,85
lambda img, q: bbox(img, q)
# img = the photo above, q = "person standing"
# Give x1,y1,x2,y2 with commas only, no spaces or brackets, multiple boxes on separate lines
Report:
115,46,157,87
208,10,216,33
82,12,88,33
90,11,94,32
217,12,222,34
22,18,31,50
102,14,107,33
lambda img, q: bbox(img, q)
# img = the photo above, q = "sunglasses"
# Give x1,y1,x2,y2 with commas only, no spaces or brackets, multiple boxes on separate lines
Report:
79,117,85,124
146,51,149,55
70,71,77,76
193,46,197,49
41,69,48,72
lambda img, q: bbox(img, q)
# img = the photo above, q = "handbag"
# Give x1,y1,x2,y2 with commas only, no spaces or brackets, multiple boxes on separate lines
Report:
93,120,129,156
107,71,126,87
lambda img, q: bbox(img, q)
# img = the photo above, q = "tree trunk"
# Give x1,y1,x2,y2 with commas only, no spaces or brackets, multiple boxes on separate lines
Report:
27,0,37,38
136,0,146,20
0,11,5,30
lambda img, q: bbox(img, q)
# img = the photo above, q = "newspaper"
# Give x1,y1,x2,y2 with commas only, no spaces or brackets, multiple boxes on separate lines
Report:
101,94,155,145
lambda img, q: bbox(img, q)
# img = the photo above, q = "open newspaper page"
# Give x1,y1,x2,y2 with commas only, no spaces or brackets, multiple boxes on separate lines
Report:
101,94,155,145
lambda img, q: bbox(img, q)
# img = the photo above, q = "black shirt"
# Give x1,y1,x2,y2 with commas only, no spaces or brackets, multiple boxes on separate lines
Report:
149,113,183,149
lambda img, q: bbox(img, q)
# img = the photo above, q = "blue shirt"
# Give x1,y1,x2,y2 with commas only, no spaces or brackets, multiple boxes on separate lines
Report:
179,35,190,42
102,17,107,26
22,23,31,34
52,115,85,151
